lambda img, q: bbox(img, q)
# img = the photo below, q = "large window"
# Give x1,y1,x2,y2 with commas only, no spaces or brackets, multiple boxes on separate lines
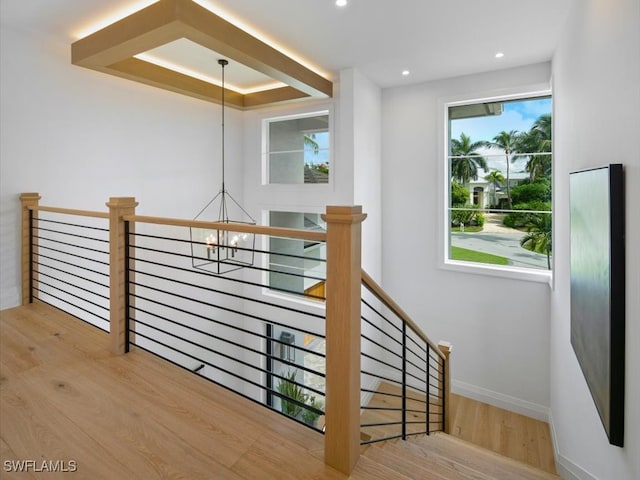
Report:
264,111,330,184
446,95,553,274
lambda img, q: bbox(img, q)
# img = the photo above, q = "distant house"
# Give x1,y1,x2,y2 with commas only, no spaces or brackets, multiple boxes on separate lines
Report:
467,170,529,208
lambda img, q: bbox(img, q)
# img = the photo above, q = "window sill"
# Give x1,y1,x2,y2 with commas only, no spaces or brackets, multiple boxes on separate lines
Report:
440,259,552,286
261,288,327,312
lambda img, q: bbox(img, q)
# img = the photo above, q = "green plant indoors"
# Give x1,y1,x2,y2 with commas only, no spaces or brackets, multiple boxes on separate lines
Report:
301,396,322,427
277,370,307,418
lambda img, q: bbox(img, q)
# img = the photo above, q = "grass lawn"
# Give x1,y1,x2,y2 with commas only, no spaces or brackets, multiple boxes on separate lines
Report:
450,246,509,265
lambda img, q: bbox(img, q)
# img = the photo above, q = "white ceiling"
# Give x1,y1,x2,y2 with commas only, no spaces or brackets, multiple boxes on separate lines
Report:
137,39,287,94
0,0,574,90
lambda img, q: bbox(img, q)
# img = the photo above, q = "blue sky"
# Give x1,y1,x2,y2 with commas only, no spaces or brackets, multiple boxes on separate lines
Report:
304,131,330,165
450,97,552,174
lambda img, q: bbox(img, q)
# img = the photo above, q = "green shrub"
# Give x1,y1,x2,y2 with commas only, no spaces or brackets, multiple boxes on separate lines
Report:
451,204,483,227
503,201,551,228
510,181,551,204
450,182,469,206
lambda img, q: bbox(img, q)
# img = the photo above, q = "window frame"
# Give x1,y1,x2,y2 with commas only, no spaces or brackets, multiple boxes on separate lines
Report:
438,86,554,285
262,108,333,187
259,208,328,310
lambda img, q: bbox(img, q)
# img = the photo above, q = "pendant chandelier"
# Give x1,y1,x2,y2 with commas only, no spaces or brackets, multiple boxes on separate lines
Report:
190,59,256,275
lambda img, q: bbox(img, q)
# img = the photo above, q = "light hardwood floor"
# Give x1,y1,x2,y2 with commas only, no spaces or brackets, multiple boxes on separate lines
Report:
449,393,557,474
361,382,556,474
1,303,558,479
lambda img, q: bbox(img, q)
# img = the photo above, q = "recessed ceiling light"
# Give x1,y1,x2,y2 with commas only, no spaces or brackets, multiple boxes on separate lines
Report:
336,0,348,7
495,52,505,58
402,70,410,76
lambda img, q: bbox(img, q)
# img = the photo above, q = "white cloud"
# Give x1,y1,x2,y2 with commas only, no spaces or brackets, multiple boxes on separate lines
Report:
451,110,535,142
450,97,552,143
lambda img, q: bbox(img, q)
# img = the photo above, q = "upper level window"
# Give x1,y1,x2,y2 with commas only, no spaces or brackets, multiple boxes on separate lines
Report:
446,95,553,274
265,111,330,184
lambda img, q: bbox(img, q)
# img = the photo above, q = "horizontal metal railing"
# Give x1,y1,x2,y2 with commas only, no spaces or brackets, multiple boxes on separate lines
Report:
360,271,446,444
124,216,328,432
22,196,450,471
28,206,110,331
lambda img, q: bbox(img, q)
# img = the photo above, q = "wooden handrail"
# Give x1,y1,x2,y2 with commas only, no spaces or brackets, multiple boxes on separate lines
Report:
124,214,327,242
25,206,326,242
29,205,110,219
21,193,449,465
361,269,445,361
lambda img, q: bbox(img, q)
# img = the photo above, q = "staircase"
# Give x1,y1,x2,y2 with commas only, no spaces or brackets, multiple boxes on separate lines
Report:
12,194,560,478
0,302,560,479
354,434,560,480
358,380,558,479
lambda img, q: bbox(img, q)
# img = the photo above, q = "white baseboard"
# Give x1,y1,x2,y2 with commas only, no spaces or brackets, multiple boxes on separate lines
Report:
452,379,550,422
548,410,599,480
360,375,381,408
554,459,598,480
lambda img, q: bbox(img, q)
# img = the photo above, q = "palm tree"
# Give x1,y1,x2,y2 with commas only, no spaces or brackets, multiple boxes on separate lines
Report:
486,130,520,209
484,170,505,208
517,114,552,181
450,133,488,184
530,114,552,150
303,134,319,154
520,213,552,269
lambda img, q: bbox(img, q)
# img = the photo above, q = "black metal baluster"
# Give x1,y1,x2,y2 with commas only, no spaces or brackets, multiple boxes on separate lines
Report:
124,220,130,353
426,346,430,435
401,321,407,440
441,357,446,432
266,324,273,407
29,209,34,303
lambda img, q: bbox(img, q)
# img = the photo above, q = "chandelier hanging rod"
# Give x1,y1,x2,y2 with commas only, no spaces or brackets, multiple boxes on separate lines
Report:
219,58,228,196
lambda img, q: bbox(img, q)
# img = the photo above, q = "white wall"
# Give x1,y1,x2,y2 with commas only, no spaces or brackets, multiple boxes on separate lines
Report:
381,63,553,418
550,0,640,478
241,68,382,281
242,99,349,221
345,68,382,280
0,23,244,309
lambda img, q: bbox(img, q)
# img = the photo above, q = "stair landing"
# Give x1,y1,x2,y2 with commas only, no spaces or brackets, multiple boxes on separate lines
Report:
354,434,561,480
1,303,558,479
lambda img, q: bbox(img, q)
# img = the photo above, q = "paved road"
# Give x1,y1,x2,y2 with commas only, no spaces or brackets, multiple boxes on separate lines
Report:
451,231,550,269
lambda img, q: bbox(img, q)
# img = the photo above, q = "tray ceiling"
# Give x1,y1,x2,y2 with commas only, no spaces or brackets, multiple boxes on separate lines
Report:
71,0,333,109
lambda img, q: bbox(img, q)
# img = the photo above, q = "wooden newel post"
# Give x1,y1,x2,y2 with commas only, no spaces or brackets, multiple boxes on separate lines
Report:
20,193,41,305
106,197,138,355
438,341,453,434
322,205,367,475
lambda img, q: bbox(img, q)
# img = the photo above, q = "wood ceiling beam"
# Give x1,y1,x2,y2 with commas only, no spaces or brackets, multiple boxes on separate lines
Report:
72,1,183,68
71,0,332,109
108,58,245,107
176,0,332,98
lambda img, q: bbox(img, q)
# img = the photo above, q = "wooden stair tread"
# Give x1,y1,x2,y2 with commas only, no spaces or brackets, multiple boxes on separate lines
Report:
362,442,462,480
350,454,414,480
360,434,560,480
362,381,555,475
405,434,560,480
